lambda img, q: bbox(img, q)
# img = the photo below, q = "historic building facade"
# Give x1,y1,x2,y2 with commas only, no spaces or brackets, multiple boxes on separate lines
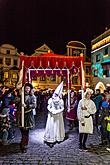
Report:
0,44,20,87
24,41,91,91
0,42,91,91
91,28,110,92
66,41,91,90
32,43,54,56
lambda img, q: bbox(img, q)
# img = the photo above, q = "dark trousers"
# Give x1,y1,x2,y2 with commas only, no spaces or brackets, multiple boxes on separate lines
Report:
20,128,29,149
100,126,107,145
95,110,99,129
107,131,110,147
79,133,88,148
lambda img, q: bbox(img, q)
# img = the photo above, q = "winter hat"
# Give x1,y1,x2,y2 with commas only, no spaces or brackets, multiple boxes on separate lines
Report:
24,83,33,89
6,89,12,95
84,88,93,97
102,101,109,108
2,108,9,115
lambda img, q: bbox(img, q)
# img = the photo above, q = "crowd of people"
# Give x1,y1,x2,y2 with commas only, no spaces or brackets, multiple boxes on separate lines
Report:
0,82,110,153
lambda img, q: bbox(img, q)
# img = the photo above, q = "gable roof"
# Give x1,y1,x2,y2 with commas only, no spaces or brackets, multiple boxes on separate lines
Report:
34,44,54,54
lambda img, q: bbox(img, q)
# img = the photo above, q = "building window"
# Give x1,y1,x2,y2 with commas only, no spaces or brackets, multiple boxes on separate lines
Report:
94,70,98,77
12,73,17,79
103,70,109,77
0,58,3,64
32,77,37,80
6,50,10,54
14,59,17,66
72,76,78,84
96,54,100,62
40,76,46,81
86,78,90,83
104,47,108,55
5,58,11,66
86,66,91,75
50,76,56,82
73,50,80,56
61,76,66,84
4,72,8,78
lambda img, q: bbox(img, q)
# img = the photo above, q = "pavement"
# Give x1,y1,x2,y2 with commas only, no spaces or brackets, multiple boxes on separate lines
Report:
0,111,110,165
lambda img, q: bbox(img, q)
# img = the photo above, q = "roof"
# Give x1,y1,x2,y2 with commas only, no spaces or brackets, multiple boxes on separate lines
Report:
67,41,86,49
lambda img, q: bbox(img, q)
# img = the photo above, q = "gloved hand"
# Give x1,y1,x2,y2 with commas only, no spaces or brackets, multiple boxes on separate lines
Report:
52,110,57,115
22,103,27,108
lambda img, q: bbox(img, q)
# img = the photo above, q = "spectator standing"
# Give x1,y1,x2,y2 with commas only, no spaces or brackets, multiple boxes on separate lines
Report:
0,108,10,145
2,89,15,140
30,88,37,116
98,93,109,146
93,89,102,129
77,88,96,150
104,110,110,152
66,91,78,130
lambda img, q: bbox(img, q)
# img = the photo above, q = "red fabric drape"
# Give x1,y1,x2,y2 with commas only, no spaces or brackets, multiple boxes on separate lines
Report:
19,53,84,85
19,53,83,70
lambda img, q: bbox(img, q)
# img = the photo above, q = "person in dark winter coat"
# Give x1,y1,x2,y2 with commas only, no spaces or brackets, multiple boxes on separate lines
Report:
93,89,102,129
0,108,10,145
98,93,109,146
2,89,16,140
16,83,36,153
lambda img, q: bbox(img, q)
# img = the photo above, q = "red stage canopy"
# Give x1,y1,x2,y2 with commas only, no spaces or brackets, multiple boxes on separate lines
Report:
20,53,84,70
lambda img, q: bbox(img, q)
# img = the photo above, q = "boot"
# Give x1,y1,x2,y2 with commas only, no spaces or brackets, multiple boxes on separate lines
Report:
20,142,27,153
79,143,83,150
83,143,88,150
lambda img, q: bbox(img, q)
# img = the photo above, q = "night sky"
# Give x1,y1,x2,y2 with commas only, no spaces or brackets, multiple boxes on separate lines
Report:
0,0,110,55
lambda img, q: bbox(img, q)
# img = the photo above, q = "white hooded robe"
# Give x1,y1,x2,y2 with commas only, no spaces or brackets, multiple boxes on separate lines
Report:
44,98,65,143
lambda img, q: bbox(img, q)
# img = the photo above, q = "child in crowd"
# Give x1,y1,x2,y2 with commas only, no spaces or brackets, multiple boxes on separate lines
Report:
8,102,17,140
0,108,10,145
104,110,110,152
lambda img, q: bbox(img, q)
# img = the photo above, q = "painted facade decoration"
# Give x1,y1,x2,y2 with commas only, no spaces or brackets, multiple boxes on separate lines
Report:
91,28,110,92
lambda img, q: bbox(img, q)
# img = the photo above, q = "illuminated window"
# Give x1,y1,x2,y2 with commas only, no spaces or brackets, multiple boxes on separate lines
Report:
12,73,17,79
40,76,46,81
5,58,11,66
4,72,8,78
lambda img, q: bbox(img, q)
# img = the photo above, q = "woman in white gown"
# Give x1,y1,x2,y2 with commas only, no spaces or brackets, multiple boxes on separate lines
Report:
44,82,65,147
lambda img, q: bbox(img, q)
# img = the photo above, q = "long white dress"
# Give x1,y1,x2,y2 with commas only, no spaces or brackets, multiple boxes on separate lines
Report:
44,98,65,143
77,98,96,134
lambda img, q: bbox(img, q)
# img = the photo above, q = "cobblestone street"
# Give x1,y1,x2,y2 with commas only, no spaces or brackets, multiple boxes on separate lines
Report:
0,112,110,165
